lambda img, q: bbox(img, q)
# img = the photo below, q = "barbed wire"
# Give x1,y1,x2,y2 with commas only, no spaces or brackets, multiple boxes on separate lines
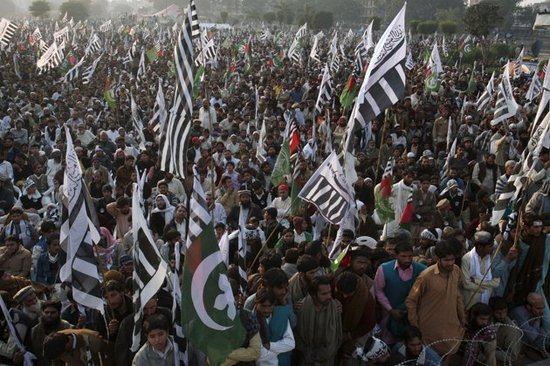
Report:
393,315,549,366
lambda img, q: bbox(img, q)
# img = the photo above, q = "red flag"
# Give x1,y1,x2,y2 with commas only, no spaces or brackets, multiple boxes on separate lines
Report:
399,192,414,225
380,174,392,199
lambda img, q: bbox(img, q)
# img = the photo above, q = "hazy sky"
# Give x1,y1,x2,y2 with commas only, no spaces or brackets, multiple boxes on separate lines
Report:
523,0,549,4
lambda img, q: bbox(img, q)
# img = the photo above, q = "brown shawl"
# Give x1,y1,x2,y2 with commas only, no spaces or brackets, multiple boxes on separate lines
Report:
296,295,342,363
507,232,547,304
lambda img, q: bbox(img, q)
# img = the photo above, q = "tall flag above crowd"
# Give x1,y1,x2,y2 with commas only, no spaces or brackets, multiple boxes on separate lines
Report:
160,4,195,178
181,169,245,365
59,128,104,314
491,62,518,126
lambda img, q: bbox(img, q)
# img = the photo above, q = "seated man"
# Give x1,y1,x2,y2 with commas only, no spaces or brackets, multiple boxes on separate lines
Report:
510,293,550,358
489,296,521,363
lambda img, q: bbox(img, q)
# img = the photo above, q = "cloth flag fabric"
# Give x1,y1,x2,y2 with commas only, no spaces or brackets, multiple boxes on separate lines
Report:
131,94,147,151
298,151,355,225
526,70,542,102
350,4,407,130
182,169,245,365
315,64,333,114
160,5,194,178
477,71,495,111
0,19,18,50
374,159,395,223
271,138,290,186
148,79,168,133
59,127,104,314
491,62,519,126
82,53,103,85
532,59,550,129
130,184,168,352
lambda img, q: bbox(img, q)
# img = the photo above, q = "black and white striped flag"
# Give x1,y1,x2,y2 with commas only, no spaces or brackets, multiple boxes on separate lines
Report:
99,20,112,33
82,53,103,85
405,49,415,70
490,173,521,225
351,4,407,128
0,18,18,49
353,39,369,76
491,63,518,126
32,27,42,43
190,0,200,39
85,33,102,55
54,26,69,45
309,35,321,63
149,79,168,133
526,70,542,102
60,57,84,83
195,38,216,66
477,71,495,111
513,47,524,79
237,209,248,296
39,39,48,54
130,183,168,352
315,64,333,114
298,151,355,225
59,127,104,314
137,50,146,81
186,166,211,249
160,5,194,178
259,29,272,42
123,41,138,64
37,42,64,73
131,94,146,151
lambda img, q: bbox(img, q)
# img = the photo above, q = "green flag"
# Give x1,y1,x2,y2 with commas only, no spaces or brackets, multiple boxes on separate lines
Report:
103,88,117,110
424,72,440,95
193,65,205,99
330,244,350,272
271,138,290,187
146,47,158,63
182,176,245,365
339,75,358,110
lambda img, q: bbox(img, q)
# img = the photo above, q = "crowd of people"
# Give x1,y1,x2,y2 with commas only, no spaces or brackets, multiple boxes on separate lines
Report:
0,10,549,366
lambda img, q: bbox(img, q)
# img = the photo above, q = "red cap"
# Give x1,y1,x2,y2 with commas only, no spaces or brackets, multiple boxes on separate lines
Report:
278,184,289,191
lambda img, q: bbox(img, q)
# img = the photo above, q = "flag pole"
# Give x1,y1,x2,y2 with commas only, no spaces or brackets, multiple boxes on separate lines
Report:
247,195,301,274
375,112,388,183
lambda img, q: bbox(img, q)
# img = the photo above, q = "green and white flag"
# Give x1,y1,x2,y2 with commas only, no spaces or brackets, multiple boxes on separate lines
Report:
271,138,290,187
182,169,245,365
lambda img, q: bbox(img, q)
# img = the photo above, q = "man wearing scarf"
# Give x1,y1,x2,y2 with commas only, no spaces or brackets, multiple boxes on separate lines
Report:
31,300,71,366
506,214,550,329
254,287,295,366
334,272,376,365
387,170,414,237
461,231,500,309
296,276,342,366
288,255,319,307
149,194,175,240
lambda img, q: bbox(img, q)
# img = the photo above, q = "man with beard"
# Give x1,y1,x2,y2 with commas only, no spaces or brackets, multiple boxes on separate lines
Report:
227,188,263,231
405,240,465,357
288,255,319,310
115,296,172,366
375,243,426,344
31,300,71,365
11,285,42,346
295,276,343,366
334,272,377,363
0,236,32,277
472,153,498,196
96,280,133,346
506,214,550,320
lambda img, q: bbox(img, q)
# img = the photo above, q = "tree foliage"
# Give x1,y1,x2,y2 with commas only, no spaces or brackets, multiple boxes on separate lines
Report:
263,12,276,23
220,11,228,23
463,1,503,38
29,0,51,18
59,0,90,21
417,20,438,34
409,20,421,33
439,21,457,35
312,11,333,30
368,16,381,31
